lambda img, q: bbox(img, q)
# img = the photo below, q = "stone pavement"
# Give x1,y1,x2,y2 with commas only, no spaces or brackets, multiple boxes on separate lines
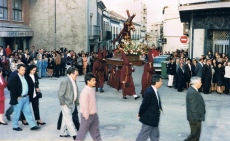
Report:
0,66,230,141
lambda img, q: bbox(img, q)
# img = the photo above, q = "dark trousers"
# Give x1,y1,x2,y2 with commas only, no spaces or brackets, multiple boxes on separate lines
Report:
77,65,82,75
225,78,230,93
173,73,178,89
21,97,40,120
5,105,14,117
55,64,60,77
184,121,201,141
203,77,211,93
76,114,101,141
60,63,66,76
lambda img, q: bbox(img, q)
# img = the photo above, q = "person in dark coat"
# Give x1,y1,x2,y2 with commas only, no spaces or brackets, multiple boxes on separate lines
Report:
120,51,140,100
141,49,155,97
215,62,224,94
184,59,192,89
177,63,185,92
20,65,46,125
60,53,67,76
173,58,180,89
184,76,206,141
136,75,163,141
167,58,174,87
195,58,204,92
203,59,212,94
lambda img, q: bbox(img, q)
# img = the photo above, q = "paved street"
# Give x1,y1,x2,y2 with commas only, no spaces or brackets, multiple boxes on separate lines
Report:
1,66,230,141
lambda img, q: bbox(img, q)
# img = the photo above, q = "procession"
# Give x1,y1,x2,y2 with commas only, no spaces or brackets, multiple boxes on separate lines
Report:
1,0,230,141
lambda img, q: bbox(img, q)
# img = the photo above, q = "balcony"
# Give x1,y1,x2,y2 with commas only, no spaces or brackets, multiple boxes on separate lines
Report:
89,25,100,40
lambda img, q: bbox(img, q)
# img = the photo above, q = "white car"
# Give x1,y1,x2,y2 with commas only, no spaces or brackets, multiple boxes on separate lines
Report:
153,55,170,72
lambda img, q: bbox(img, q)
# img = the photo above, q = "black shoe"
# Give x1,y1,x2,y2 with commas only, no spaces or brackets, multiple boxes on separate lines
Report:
96,88,98,92
73,136,76,140
60,135,70,138
37,122,46,125
13,127,22,131
5,115,10,121
226,93,230,95
38,77,41,79
100,90,104,93
31,126,40,130
21,121,29,125
135,96,140,100
0,122,8,125
123,97,127,99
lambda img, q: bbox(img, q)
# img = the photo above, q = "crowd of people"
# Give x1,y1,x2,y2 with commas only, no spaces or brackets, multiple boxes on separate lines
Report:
166,50,230,95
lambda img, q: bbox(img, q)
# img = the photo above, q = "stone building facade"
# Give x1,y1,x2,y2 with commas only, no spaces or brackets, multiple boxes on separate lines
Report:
29,0,87,52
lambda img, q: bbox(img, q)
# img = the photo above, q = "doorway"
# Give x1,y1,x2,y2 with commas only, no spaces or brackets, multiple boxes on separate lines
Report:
213,30,229,54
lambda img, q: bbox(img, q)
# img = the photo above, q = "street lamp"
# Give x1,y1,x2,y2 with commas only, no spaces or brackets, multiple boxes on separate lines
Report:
54,0,57,50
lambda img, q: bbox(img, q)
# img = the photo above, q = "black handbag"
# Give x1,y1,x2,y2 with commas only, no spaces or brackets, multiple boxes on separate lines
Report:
36,92,42,98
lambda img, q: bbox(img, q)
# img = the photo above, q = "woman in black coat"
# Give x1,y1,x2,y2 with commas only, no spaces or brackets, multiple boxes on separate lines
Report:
21,65,46,125
177,63,185,92
215,63,224,94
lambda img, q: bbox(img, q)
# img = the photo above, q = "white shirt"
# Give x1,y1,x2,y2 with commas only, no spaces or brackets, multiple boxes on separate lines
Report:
0,77,3,84
151,85,159,106
29,74,37,98
68,76,78,102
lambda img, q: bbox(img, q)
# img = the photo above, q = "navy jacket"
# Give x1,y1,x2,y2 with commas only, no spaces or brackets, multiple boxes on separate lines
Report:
138,86,162,127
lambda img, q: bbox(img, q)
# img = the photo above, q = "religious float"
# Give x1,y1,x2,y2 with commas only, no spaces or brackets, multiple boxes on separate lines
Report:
106,10,149,66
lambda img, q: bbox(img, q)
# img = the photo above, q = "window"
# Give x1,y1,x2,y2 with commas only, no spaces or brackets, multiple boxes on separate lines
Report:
13,0,22,21
0,0,8,19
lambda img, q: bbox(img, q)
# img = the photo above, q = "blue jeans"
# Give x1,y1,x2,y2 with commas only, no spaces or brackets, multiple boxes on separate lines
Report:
12,96,36,128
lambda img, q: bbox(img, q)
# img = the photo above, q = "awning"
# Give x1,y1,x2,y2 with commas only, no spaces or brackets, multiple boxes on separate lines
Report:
0,27,33,37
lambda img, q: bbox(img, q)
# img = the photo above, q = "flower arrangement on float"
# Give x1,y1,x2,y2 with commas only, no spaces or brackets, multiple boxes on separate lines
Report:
121,39,149,56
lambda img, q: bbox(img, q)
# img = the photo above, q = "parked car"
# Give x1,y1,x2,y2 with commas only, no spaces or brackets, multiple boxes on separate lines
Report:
153,55,170,72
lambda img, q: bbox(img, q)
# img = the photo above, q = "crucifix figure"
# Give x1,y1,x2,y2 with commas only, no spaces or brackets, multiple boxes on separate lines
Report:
112,10,136,46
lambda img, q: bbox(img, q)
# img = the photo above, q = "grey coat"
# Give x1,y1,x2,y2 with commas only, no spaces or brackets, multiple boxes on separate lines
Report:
58,77,79,110
186,86,206,122
195,62,203,78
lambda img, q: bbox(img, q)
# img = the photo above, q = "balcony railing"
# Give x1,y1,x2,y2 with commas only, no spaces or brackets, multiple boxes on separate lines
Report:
89,25,100,39
180,0,230,5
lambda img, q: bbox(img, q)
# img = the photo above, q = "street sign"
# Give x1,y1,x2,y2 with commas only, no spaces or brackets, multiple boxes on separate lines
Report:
180,36,188,43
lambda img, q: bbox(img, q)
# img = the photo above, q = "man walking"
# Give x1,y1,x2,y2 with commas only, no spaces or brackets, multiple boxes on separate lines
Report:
136,74,163,141
184,76,206,141
58,67,79,140
76,73,101,141
10,64,40,131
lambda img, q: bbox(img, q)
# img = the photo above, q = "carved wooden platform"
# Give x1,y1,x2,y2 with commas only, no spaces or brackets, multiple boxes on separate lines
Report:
106,53,143,66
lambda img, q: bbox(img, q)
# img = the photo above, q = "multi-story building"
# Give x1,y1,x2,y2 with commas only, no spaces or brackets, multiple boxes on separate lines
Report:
0,0,32,51
150,23,163,48
102,10,111,50
163,5,184,53
179,0,230,58
29,0,88,52
140,3,147,39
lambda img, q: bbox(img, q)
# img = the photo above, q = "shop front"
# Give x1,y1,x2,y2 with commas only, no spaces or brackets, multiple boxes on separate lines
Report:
0,27,33,51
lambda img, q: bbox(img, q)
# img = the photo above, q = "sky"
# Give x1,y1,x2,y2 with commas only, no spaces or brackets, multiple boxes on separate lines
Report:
101,0,179,31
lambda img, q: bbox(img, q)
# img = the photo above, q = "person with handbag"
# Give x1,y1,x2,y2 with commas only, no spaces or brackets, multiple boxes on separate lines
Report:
21,65,46,125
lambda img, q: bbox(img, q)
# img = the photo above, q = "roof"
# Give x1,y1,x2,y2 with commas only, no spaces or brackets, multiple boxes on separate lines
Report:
109,10,141,26
109,10,127,21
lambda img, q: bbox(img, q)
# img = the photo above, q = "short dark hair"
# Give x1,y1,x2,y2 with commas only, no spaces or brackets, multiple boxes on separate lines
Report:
17,64,26,70
84,73,95,85
67,67,78,75
151,74,162,85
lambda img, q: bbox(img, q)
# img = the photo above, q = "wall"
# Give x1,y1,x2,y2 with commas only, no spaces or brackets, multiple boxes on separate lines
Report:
163,5,184,53
193,29,205,58
29,0,87,52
